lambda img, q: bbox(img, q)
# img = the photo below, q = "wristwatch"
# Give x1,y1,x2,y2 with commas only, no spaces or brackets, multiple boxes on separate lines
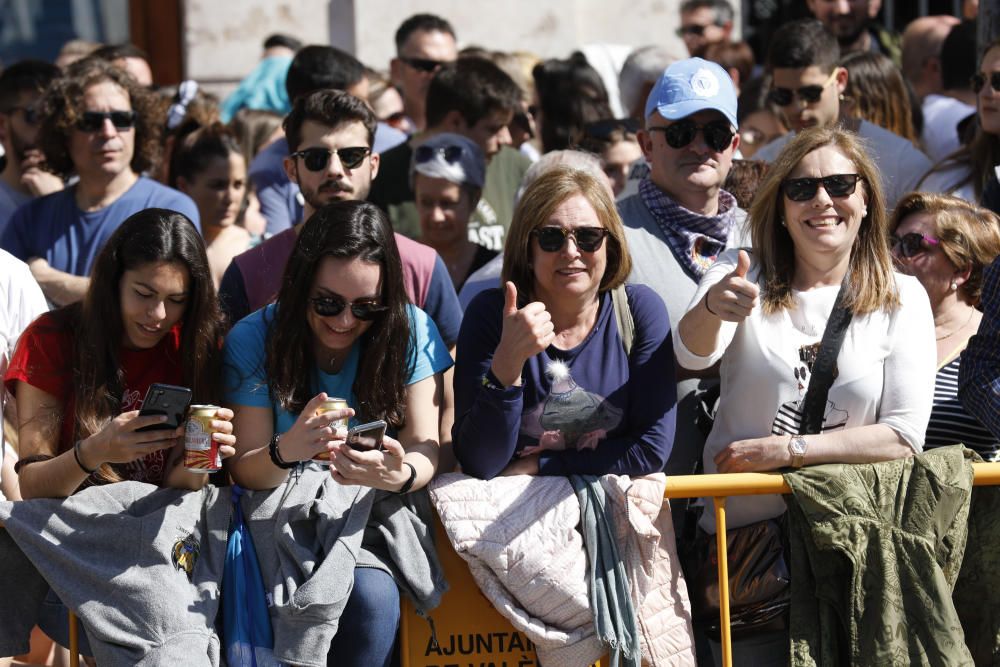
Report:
788,435,808,468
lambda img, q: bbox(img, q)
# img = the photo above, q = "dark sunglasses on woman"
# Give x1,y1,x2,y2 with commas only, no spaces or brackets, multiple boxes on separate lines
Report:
76,110,136,132
292,146,371,171
971,72,1000,94
533,226,609,253
309,295,388,320
647,118,735,152
890,232,940,258
782,174,864,202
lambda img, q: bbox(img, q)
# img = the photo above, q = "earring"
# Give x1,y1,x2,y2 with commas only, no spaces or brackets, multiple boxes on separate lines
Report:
839,93,845,101
780,217,787,227
950,281,958,291
862,207,868,217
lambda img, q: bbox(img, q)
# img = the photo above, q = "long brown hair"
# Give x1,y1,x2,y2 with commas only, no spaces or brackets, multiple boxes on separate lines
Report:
749,126,899,315
264,201,412,428
73,208,223,480
840,51,918,144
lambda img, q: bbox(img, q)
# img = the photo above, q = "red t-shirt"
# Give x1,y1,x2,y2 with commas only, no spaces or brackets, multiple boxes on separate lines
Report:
4,310,184,485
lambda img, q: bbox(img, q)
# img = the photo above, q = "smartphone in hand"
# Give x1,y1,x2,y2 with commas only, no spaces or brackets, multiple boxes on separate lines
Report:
136,383,192,432
346,420,387,451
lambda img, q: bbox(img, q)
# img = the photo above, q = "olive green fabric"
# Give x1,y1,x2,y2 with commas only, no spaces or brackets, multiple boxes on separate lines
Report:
784,446,976,667
952,481,1000,666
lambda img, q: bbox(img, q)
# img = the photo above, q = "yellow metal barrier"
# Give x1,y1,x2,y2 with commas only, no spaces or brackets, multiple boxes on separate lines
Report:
662,461,1000,667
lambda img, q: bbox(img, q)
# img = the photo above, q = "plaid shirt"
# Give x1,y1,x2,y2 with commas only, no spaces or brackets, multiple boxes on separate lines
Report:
960,258,1000,439
638,177,739,280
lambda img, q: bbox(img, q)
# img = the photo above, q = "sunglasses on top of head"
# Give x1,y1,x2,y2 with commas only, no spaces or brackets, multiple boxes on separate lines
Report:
75,110,136,133
890,232,940,258
414,144,464,164
781,174,864,202
971,72,1000,94
400,56,446,73
292,146,371,171
767,69,839,107
532,226,609,253
309,295,388,321
647,118,735,152
675,24,711,37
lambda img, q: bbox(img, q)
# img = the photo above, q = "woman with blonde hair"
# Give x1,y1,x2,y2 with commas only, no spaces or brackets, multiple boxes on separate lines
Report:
453,165,676,479
890,192,1000,455
676,126,935,663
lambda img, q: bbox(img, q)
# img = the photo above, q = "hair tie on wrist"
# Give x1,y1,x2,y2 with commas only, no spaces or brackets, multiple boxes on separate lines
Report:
73,440,98,475
396,462,417,494
268,433,298,470
704,294,720,317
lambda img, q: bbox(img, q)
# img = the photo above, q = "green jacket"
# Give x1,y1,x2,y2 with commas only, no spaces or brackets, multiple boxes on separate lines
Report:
784,446,976,666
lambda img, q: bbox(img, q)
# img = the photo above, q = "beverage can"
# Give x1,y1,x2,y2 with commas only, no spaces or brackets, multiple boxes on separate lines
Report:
184,405,221,473
313,398,349,463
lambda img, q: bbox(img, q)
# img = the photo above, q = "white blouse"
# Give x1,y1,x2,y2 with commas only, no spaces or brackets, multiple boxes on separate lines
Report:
674,249,936,531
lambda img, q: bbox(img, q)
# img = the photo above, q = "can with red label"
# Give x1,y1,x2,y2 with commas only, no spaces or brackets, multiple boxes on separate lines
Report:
184,405,221,473
313,397,349,464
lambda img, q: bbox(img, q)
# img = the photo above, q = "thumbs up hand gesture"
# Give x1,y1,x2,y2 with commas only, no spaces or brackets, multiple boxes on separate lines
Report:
704,250,759,323
491,282,556,387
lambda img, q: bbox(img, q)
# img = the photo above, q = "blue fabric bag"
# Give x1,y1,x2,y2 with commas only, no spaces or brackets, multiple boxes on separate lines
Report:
223,485,284,667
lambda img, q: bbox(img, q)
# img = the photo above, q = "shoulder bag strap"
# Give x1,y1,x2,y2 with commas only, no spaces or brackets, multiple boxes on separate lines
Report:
799,278,854,435
611,285,634,358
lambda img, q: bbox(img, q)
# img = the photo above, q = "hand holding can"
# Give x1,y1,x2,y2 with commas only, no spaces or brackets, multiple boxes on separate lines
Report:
184,405,222,473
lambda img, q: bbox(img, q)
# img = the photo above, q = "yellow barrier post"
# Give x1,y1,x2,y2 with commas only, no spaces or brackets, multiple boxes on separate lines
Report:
68,610,79,667
713,497,732,667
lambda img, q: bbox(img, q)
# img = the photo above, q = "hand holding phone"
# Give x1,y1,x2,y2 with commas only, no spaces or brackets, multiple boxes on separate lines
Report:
346,420,387,451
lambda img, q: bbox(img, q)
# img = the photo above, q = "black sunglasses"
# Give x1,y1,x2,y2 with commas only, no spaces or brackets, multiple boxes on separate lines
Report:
890,232,940,258
971,72,1000,94
782,174,864,202
6,105,41,125
533,226,609,253
292,146,370,171
675,24,709,37
767,70,839,107
648,119,735,152
76,110,136,132
400,56,446,73
309,295,388,321
414,144,463,164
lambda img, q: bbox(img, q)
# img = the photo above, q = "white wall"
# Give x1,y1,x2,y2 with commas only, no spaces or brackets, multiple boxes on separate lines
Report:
184,0,738,100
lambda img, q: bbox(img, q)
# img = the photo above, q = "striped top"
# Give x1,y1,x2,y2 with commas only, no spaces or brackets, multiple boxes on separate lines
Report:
926,344,999,459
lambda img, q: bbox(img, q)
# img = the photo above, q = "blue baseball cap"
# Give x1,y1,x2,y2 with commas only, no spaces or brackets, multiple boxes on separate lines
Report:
644,57,738,128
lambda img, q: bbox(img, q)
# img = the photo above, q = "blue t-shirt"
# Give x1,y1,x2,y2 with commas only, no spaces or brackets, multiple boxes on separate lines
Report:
1,176,200,277
453,284,677,479
0,180,30,239
223,302,453,433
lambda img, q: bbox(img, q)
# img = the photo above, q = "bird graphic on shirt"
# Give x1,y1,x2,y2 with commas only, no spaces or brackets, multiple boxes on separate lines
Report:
519,360,623,454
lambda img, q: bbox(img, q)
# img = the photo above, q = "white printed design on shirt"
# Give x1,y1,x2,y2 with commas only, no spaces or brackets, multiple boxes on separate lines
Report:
771,342,849,436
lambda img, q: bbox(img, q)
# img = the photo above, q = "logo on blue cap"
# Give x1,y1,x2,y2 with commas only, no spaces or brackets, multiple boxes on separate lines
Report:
644,57,738,128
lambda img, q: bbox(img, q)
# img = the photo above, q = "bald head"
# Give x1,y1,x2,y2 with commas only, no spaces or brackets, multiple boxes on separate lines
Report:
902,15,960,99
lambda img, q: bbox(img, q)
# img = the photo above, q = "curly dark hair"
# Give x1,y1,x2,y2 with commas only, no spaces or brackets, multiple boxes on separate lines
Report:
38,56,161,177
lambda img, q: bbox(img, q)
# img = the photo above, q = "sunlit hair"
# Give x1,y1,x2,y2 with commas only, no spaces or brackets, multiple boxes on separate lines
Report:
37,57,161,177
168,121,244,189
890,192,1000,305
920,37,1000,200
502,166,631,300
749,126,899,315
265,200,412,428
840,51,918,144
67,208,222,481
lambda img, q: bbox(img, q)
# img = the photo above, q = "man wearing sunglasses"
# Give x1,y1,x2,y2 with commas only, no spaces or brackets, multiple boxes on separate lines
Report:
370,57,527,251
220,90,462,352
753,19,929,210
0,60,63,235
960,259,1000,441
1,58,198,307
248,45,408,237
677,0,734,58
618,57,749,508
389,14,458,135
806,0,901,63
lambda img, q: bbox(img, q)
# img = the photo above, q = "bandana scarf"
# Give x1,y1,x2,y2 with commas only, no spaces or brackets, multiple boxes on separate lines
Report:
639,177,737,280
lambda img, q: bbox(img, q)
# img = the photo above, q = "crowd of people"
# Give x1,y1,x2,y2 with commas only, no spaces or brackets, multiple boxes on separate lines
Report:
1,1,1000,665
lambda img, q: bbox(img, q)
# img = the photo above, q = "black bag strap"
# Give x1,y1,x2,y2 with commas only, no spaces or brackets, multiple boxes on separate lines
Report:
799,278,854,435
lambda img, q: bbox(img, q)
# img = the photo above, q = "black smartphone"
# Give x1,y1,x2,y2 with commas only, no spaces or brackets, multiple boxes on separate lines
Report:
346,420,387,451
136,383,192,432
